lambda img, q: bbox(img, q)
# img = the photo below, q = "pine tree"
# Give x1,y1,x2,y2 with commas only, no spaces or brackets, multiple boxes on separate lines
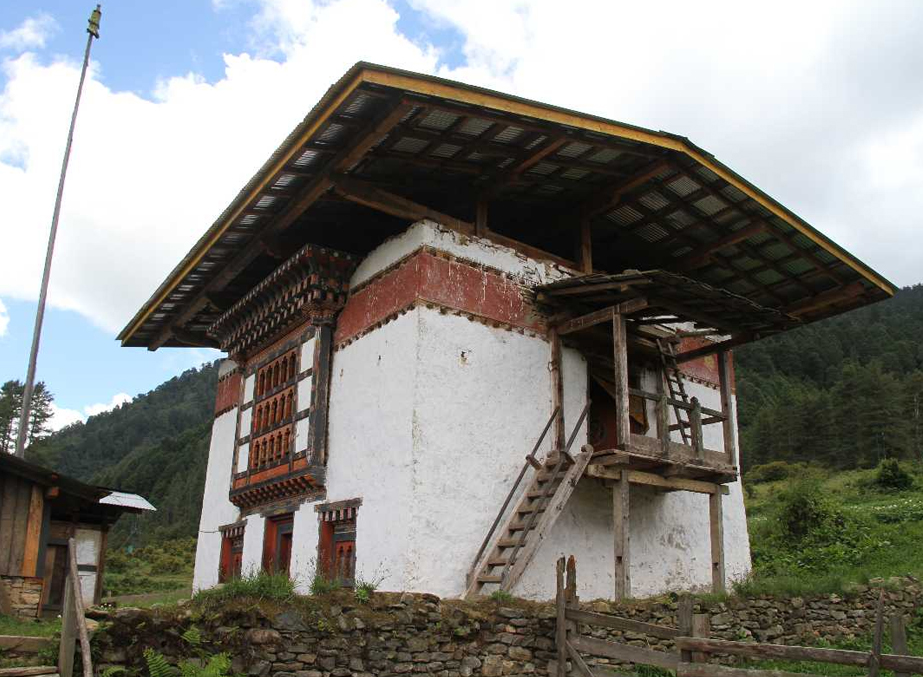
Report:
28,382,54,446
0,380,55,453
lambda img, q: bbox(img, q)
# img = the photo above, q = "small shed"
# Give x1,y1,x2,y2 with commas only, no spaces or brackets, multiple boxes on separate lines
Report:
0,454,154,618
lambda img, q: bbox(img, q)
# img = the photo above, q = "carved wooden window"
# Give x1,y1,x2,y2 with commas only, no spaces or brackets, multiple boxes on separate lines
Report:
317,501,358,587
262,514,294,576
218,523,245,583
248,348,299,472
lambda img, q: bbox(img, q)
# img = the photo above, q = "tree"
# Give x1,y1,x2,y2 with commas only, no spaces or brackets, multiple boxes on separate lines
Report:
0,379,55,453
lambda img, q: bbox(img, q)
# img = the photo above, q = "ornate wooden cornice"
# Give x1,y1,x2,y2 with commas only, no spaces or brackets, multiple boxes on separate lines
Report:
207,243,357,356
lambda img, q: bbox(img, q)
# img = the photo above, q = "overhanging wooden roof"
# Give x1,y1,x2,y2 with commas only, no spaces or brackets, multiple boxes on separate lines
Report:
119,62,896,349
538,269,800,338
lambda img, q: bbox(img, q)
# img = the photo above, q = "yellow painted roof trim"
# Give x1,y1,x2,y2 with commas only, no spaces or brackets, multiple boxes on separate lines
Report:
121,64,895,345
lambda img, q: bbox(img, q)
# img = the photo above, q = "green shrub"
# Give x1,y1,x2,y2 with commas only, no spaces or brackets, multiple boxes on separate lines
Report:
488,589,514,603
193,570,295,604
875,458,914,491
746,461,808,484
309,572,340,596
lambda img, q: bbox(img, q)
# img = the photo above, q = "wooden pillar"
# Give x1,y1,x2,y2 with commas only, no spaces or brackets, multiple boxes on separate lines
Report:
709,491,725,593
555,557,567,676
21,485,44,576
578,218,592,274
550,328,566,450
691,398,704,460
717,350,738,468
58,569,76,677
475,197,488,238
613,472,631,600
656,368,669,454
612,311,630,450
892,614,910,677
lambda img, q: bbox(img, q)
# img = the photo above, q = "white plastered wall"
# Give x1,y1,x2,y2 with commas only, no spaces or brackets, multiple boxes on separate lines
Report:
192,407,241,591
240,514,266,575
74,528,102,604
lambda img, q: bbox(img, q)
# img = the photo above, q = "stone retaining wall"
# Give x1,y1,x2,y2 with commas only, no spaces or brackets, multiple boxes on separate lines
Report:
0,575,43,620
91,580,922,677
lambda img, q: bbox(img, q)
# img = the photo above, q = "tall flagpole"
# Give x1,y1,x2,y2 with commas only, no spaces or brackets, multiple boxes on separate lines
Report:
14,6,102,458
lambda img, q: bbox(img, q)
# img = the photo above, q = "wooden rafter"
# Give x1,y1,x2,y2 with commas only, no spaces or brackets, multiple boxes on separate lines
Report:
148,98,414,350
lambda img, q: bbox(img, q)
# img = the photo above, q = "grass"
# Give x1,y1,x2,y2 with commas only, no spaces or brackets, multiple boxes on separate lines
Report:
743,462,923,597
192,570,296,605
103,537,196,598
0,614,61,637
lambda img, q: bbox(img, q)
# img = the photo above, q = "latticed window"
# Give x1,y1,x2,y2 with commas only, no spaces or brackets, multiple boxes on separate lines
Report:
218,523,245,582
317,500,359,587
249,348,299,470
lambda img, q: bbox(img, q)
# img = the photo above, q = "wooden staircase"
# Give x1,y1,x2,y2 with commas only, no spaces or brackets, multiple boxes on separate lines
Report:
464,405,592,599
657,338,692,444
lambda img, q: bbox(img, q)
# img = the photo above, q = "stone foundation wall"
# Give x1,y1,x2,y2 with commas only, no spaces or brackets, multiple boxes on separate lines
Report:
0,575,43,620
91,580,922,677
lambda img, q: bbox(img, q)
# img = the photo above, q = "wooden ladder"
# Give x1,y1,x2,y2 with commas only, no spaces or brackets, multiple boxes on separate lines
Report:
657,338,692,445
464,404,592,599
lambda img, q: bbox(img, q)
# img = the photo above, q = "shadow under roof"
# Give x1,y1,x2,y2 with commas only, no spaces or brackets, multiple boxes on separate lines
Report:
118,62,896,350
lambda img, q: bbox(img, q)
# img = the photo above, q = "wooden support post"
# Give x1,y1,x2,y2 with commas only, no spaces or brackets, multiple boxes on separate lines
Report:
550,329,566,450
566,555,578,606
58,570,76,677
870,589,885,677
578,218,592,274
476,196,488,238
613,472,630,600
691,614,711,664
612,311,630,450
656,369,669,454
678,596,694,664
717,351,738,468
691,397,704,459
892,614,910,677
709,491,726,594
67,538,93,677
556,557,567,677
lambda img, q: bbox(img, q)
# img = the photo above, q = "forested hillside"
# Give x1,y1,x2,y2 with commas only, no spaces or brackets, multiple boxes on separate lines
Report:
736,284,923,471
26,363,218,547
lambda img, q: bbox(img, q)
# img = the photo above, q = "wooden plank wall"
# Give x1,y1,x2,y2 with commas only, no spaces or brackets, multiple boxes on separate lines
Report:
0,474,45,577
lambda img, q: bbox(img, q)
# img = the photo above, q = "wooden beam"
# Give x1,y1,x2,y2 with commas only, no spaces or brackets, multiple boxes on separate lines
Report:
675,334,755,363
673,637,923,674
578,217,592,274
709,491,725,593
475,196,488,237
148,99,415,350
571,635,677,671
332,175,474,235
20,486,43,578
676,222,768,271
612,312,631,450
717,351,737,468
587,467,730,495
558,306,615,335
613,471,630,600
550,329,565,450
576,159,673,219
783,281,866,317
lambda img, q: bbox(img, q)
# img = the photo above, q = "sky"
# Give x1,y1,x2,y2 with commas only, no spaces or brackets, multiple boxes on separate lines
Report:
0,0,921,431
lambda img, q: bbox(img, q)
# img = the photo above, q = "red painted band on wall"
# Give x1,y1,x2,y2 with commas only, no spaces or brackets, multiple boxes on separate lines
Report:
334,251,546,344
677,336,735,392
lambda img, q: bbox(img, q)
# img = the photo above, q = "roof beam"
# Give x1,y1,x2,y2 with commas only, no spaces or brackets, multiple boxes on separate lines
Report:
332,175,474,235
675,223,768,271
575,159,673,220
147,99,414,350
783,280,866,317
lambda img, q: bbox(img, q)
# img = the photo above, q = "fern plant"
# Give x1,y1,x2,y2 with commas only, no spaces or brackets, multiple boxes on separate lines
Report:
144,648,177,677
181,626,202,646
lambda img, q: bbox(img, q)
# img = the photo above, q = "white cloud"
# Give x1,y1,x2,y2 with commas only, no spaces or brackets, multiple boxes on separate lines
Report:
49,403,84,431
0,13,58,52
1,0,921,346
0,298,8,337
49,392,133,431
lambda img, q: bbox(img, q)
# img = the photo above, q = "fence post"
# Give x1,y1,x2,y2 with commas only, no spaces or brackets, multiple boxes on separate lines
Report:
691,613,711,664
892,614,910,677
677,595,693,665
556,557,567,676
869,589,885,677
58,572,77,677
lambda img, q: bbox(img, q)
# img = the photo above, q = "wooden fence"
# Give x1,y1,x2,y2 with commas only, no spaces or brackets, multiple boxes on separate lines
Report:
554,556,923,677
58,537,93,677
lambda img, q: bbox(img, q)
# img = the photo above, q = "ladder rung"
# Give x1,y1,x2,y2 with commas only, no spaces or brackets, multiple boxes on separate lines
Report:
509,520,538,532
497,537,524,547
486,557,509,566
477,575,503,583
526,454,542,470
517,504,546,514
528,487,558,499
